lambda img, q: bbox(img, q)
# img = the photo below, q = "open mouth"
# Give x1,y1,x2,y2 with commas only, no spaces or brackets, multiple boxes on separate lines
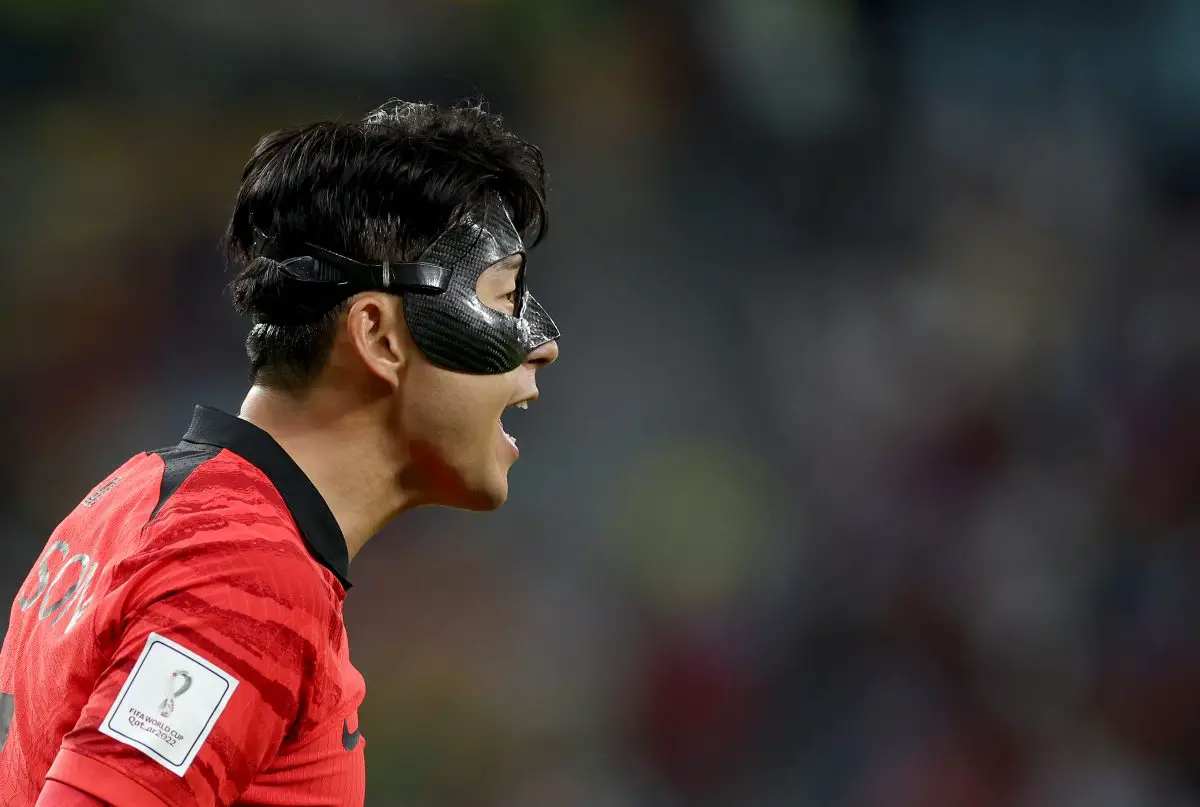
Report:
499,419,517,448
499,399,530,452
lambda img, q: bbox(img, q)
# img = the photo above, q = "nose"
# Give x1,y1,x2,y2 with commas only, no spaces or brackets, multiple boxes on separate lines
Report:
526,338,559,368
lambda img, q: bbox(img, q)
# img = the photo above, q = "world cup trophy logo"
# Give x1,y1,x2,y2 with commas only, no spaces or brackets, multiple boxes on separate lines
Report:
159,670,192,719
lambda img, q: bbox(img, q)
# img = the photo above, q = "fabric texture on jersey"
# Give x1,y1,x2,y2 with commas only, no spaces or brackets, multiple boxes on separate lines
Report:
34,778,108,807
172,406,350,588
0,407,366,807
149,443,221,520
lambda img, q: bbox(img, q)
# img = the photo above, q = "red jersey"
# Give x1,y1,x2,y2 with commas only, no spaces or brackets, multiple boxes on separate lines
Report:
0,407,366,807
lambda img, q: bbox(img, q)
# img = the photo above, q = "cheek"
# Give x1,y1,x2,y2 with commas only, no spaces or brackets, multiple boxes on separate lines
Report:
397,370,509,447
398,378,461,442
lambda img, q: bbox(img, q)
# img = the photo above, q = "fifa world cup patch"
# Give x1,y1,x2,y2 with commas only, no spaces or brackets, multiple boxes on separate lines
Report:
99,632,239,776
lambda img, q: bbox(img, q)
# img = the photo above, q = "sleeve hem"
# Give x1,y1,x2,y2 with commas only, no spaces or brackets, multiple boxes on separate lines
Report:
47,749,172,807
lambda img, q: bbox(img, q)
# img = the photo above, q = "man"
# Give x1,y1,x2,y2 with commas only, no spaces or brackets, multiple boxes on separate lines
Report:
0,100,560,807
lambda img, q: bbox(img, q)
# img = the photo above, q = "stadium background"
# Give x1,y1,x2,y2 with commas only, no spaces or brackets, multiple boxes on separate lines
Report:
2,1,1200,805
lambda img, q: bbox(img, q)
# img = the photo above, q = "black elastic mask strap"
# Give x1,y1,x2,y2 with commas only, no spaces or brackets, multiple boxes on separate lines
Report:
253,230,452,294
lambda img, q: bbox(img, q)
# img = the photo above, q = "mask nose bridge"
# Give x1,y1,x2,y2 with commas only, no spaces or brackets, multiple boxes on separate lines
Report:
519,292,560,352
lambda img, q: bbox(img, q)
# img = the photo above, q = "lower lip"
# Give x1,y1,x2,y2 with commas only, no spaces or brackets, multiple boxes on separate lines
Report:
499,421,519,458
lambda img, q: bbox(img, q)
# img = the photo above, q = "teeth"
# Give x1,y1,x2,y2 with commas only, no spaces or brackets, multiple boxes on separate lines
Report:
514,401,528,410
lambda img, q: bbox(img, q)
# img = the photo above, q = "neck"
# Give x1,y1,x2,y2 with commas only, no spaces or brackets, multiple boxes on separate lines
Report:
238,385,417,562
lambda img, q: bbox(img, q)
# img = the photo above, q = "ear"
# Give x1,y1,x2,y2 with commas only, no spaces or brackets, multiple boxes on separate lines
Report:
344,293,409,388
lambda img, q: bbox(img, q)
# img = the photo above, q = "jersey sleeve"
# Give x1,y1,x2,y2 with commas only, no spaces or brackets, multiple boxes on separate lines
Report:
35,779,111,807
45,529,334,807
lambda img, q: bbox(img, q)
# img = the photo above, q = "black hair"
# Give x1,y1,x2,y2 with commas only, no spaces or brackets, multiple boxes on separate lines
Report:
224,100,548,391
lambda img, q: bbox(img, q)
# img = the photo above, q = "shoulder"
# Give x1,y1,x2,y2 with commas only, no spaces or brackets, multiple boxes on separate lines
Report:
103,515,340,716
111,455,341,639
151,445,296,533
142,448,318,583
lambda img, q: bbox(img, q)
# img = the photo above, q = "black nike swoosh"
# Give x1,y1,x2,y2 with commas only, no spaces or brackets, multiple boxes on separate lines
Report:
0,692,13,752
342,719,362,751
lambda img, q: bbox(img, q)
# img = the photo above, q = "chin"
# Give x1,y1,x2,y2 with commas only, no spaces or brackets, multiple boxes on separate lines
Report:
457,486,508,511
445,469,510,512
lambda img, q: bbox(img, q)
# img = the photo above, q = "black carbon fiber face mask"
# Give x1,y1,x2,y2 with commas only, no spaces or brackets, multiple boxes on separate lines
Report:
404,198,560,374
251,196,560,375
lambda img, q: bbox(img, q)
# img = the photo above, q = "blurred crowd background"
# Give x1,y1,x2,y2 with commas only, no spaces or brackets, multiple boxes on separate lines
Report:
2,1,1200,805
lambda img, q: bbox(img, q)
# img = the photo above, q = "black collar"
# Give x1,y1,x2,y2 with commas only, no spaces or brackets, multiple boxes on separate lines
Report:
181,405,351,589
